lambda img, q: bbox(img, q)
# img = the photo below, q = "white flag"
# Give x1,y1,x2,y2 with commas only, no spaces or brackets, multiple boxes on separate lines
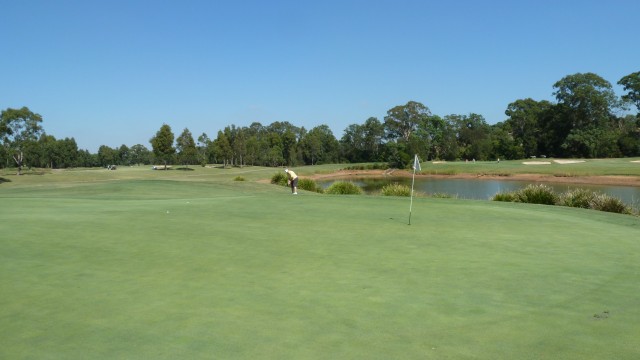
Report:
412,154,421,171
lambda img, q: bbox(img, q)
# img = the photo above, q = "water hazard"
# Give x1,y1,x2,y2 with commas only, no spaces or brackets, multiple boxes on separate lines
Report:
318,177,640,207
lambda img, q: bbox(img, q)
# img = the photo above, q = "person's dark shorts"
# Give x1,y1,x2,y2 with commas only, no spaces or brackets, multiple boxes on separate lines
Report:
291,177,299,187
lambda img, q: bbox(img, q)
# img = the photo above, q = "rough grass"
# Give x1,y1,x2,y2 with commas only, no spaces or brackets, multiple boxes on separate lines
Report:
1,165,640,359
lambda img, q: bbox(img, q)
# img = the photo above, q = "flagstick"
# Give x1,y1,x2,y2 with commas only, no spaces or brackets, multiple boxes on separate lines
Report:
409,164,416,225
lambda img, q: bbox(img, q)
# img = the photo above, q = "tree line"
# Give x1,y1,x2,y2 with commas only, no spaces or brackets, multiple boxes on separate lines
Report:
2,71,639,173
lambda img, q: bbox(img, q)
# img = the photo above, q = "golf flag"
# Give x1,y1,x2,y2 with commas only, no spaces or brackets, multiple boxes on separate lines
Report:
412,154,421,171
409,154,420,225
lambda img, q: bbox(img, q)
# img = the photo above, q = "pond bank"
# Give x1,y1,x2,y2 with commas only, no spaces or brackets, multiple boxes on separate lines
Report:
305,169,640,187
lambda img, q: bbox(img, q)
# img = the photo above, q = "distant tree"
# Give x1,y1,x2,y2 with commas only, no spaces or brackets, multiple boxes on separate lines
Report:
129,144,151,165
0,107,44,175
300,124,339,165
116,144,130,165
149,124,175,169
213,130,233,167
552,73,625,157
97,145,118,167
505,98,553,158
618,71,640,113
384,101,431,142
197,133,211,165
176,128,198,167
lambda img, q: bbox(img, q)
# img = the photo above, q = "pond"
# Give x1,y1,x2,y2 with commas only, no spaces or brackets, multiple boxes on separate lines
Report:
318,177,640,207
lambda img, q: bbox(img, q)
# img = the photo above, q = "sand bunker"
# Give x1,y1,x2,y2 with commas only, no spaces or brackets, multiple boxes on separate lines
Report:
432,161,447,164
631,160,640,163
553,159,586,164
523,161,551,165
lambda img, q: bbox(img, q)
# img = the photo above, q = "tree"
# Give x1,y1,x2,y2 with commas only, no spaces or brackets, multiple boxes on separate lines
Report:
129,144,151,165
618,71,640,113
0,107,44,175
552,73,624,157
176,128,198,167
384,101,431,142
505,98,553,158
149,124,175,169
300,124,339,165
213,130,233,167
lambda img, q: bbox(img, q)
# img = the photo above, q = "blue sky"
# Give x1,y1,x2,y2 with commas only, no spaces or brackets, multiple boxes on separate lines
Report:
2,0,638,152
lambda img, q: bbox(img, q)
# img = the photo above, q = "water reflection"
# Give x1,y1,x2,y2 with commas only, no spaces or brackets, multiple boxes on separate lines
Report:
318,177,640,206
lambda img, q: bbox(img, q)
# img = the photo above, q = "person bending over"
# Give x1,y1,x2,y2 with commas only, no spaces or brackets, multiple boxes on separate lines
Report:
284,168,298,195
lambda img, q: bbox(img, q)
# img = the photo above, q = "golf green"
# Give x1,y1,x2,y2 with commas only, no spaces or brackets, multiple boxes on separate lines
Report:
1,169,639,359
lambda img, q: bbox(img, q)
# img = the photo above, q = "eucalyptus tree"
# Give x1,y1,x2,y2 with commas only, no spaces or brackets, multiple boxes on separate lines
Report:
300,124,339,165
618,71,640,113
384,101,431,142
552,73,623,157
505,98,553,158
0,107,44,174
129,144,151,165
213,130,232,167
149,124,176,169
176,128,198,167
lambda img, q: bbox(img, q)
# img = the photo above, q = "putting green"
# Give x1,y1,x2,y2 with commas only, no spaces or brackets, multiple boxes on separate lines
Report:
1,170,639,359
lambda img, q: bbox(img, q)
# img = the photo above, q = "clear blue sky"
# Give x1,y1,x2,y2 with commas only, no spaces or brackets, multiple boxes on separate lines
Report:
2,0,638,152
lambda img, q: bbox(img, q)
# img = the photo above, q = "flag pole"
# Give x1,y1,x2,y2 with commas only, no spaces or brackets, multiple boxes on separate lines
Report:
409,154,419,225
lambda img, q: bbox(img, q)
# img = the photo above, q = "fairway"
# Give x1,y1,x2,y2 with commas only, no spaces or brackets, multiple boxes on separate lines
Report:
1,167,640,359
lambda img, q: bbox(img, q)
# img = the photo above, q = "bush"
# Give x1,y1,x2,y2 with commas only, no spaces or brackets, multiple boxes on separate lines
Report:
557,188,595,208
325,181,362,195
514,184,557,205
271,172,288,186
430,192,456,199
381,183,411,196
298,178,323,193
590,194,633,214
492,192,517,202
233,176,245,181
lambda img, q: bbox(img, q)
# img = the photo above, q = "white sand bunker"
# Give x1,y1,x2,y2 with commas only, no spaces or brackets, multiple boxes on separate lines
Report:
432,161,447,164
523,161,551,165
553,159,586,164
631,160,640,163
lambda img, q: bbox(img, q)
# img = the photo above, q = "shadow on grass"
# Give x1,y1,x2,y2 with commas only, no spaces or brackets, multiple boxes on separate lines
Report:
176,167,195,171
0,177,11,183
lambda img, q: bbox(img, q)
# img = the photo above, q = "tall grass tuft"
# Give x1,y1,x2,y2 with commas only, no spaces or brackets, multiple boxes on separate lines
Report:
557,188,595,208
298,178,323,193
381,183,411,196
514,184,557,205
590,194,633,214
325,181,363,195
492,192,517,202
271,172,288,186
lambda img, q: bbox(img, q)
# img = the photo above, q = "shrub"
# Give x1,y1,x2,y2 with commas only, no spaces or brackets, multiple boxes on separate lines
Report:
325,181,362,195
590,194,633,214
514,184,557,205
492,192,517,202
271,172,288,186
298,178,323,193
430,192,456,199
233,176,245,181
381,183,411,196
557,188,595,208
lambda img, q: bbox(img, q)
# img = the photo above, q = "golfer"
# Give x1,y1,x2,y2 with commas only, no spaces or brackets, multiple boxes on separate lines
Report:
284,168,298,195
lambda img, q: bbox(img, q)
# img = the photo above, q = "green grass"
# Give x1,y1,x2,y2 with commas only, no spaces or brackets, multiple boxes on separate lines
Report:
1,165,640,359
421,157,640,177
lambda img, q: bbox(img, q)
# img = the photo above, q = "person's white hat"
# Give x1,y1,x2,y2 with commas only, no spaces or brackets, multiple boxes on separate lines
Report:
284,168,288,173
